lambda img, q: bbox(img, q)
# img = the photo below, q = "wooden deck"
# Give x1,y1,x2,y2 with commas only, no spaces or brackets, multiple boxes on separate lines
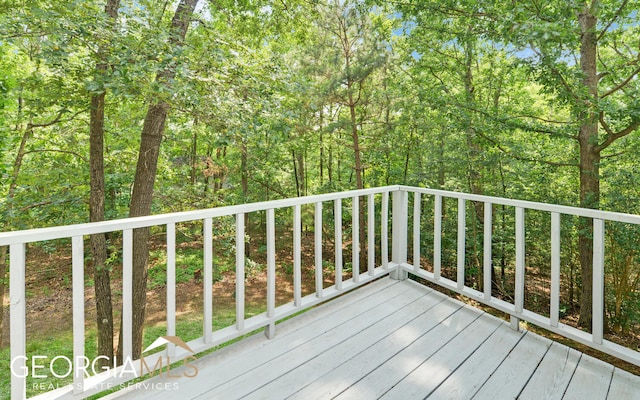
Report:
106,277,640,400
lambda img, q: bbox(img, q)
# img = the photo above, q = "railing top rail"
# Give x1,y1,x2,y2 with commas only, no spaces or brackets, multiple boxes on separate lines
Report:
0,186,401,246
4,184,640,246
400,185,640,225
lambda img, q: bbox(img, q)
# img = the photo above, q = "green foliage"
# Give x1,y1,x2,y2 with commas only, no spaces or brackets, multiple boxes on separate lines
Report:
2,0,640,375
147,247,233,289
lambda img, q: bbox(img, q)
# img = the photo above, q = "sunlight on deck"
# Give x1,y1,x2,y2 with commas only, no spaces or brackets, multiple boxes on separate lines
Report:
105,278,640,400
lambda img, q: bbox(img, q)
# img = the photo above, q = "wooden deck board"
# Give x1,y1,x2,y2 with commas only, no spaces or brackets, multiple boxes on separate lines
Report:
517,342,582,400
356,311,501,400
288,296,466,400
378,313,520,400
563,354,615,400
105,278,640,400
469,332,552,400
239,289,447,399
107,278,401,400
425,325,526,400
195,282,429,399
608,368,640,400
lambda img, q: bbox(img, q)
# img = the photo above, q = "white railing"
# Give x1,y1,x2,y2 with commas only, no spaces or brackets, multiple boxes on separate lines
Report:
392,185,640,369
1,186,399,400
2,185,640,399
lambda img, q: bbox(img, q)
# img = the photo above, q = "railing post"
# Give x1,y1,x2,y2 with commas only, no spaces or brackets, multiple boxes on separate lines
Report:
293,205,302,306
413,192,421,272
367,194,375,276
167,223,176,355
457,198,466,291
593,218,605,345
434,195,442,280
391,189,408,280
72,236,85,394
10,243,26,400
334,199,343,290
382,192,389,269
315,202,324,298
265,209,276,339
122,229,133,361
236,214,245,331
550,213,561,328
204,218,213,344
352,196,360,282
512,207,525,331
483,202,493,300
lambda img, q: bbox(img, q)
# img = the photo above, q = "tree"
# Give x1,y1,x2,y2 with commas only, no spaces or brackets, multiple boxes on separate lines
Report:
396,0,521,285
494,0,640,329
315,1,390,265
121,0,199,360
0,0,91,340
399,0,640,330
89,0,120,368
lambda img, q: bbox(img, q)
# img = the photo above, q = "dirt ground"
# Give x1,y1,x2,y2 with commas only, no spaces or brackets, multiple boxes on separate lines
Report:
0,240,336,346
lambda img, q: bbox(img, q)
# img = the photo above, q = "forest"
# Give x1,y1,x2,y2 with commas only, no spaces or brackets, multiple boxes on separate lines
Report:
1,0,640,395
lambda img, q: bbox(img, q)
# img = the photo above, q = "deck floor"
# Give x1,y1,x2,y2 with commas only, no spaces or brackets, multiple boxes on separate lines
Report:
107,278,640,400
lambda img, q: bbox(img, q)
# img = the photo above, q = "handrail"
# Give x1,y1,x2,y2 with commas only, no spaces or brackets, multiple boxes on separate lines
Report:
395,186,640,369
5,185,640,399
0,186,400,246
7,186,398,399
399,185,640,224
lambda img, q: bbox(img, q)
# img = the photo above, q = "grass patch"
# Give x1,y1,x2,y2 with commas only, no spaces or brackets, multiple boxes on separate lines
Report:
0,329,99,397
147,247,233,289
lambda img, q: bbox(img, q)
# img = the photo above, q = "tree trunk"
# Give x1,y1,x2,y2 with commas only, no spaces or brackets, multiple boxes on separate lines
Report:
292,150,300,197
240,136,251,257
90,0,120,368
118,0,198,361
0,120,33,346
403,128,414,184
216,146,226,191
190,122,198,185
462,35,483,277
123,103,168,361
240,138,248,200
438,127,446,189
90,91,114,367
319,107,324,186
304,149,308,197
337,130,342,185
348,94,366,268
292,148,306,197
577,7,599,330
8,126,32,200
296,148,305,197
328,145,333,184
463,38,483,209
